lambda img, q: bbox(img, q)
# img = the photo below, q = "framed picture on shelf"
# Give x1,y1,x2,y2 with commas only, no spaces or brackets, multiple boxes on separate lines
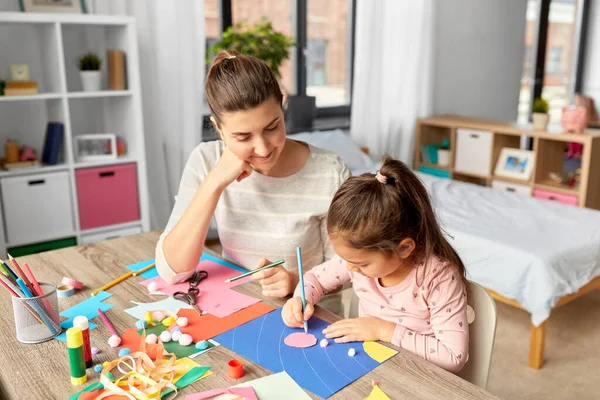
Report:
494,148,536,181
73,134,117,162
19,0,86,13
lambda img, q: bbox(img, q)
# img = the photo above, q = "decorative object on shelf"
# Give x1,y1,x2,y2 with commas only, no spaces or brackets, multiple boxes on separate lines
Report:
420,144,439,165
549,168,581,188
20,0,84,13
107,136,127,156
4,139,20,163
494,148,535,181
437,139,450,167
107,50,126,90
74,134,117,162
2,140,39,170
3,81,38,96
41,122,65,165
78,52,102,92
574,93,598,124
19,145,37,161
532,97,550,131
10,64,29,81
561,106,587,133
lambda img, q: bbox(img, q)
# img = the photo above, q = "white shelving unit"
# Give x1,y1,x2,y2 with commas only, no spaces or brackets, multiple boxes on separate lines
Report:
0,12,150,256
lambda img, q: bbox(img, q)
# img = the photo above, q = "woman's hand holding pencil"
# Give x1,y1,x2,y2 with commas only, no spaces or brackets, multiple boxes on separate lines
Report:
252,258,297,298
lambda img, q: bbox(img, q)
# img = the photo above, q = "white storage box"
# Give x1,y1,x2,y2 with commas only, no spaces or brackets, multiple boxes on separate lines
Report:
491,180,532,197
455,129,493,176
80,225,143,244
1,171,75,246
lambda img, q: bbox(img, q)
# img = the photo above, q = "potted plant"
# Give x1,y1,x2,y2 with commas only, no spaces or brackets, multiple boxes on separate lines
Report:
78,52,102,92
207,19,315,129
437,138,450,167
0,79,5,96
532,97,550,130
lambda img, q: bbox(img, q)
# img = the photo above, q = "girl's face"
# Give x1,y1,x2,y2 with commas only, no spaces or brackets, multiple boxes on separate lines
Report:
330,236,415,279
214,97,286,175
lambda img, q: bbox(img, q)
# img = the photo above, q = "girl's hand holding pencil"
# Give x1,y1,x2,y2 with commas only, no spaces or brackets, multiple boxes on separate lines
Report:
282,297,315,328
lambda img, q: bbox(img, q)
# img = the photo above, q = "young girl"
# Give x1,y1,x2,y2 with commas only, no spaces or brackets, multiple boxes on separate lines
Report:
282,157,469,373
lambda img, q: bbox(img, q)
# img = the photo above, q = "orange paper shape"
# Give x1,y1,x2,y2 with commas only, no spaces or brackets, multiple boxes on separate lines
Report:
176,302,275,342
121,328,162,359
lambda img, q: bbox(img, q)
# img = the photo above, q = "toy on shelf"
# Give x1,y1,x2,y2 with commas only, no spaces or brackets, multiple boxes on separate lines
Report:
561,106,587,133
2,139,40,170
548,168,581,188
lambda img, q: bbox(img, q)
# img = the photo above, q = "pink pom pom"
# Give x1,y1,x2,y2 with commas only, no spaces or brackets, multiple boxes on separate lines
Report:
178,333,193,346
108,335,121,348
145,333,158,345
176,317,188,327
152,311,165,322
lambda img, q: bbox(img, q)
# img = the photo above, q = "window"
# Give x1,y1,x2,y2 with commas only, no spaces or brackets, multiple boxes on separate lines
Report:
211,0,355,115
306,0,352,107
547,46,563,75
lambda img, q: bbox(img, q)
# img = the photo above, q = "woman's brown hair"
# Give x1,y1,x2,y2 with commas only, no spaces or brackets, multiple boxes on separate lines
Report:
327,156,467,287
205,50,284,127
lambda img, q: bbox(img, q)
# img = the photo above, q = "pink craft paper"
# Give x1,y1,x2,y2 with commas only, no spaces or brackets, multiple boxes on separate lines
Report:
184,386,257,400
140,260,259,318
284,332,318,348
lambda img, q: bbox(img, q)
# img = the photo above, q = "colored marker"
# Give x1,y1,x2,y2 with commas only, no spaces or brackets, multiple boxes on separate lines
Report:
67,327,87,385
73,316,93,369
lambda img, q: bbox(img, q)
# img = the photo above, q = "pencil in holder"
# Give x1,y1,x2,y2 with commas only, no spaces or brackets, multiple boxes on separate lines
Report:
11,282,61,343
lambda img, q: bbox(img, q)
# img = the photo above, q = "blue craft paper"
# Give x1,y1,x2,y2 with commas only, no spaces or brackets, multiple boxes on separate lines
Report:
213,309,388,399
125,253,247,280
126,259,158,279
55,291,114,341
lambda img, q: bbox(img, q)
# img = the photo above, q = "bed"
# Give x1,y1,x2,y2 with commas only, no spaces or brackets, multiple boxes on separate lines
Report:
291,129,600,369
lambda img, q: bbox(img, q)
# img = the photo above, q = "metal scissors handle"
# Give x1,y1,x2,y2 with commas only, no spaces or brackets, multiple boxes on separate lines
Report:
173,270,208,315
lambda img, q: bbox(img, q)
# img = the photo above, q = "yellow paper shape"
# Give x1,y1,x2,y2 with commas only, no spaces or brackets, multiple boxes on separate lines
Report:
173,357,201,383
363,341,398,363
364,384,391,400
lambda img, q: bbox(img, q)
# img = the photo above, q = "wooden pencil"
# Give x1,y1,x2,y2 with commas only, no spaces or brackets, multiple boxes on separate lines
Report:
7,253,34,292
132,263,156,276
91,270,135,296
225,259,285,283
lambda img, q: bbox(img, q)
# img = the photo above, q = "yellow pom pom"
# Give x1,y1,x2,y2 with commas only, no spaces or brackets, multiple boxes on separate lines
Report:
144,312,153,325
102,361,109,368
162,316,175,327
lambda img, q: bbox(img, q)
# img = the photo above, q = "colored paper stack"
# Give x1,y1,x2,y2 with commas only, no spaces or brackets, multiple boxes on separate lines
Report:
4,81,38,96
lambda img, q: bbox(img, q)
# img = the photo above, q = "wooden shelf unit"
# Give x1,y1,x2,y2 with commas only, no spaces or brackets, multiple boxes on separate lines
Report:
415,115,600,210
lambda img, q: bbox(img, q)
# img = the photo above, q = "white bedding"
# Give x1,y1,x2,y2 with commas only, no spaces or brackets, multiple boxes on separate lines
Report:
292,129,600,326
418,173,600,326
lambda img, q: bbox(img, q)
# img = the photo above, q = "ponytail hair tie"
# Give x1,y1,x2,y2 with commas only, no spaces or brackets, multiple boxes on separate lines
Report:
375,171,388,184
227,55,236,60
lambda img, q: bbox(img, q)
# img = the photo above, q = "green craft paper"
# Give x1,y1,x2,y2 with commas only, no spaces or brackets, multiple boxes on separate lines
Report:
161,366,212,398
138,326,212,358
69,381,104,400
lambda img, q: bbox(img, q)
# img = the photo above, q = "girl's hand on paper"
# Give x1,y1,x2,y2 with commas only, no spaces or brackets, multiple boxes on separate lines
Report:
212,147,253,187
253,258,297,298
282,297,314,328
322,317,396,343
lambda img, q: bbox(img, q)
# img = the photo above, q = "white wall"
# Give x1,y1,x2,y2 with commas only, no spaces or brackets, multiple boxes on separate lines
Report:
581,0,600,108
433,0,528,121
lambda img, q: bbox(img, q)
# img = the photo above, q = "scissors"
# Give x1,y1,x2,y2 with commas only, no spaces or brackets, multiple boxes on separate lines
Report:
173,270,208,316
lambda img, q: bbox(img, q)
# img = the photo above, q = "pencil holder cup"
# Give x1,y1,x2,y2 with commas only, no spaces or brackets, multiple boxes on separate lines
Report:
11,282,61,343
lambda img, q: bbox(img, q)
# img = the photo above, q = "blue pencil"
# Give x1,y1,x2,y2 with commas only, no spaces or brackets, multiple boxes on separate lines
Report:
15,278,59,334
296,246,308,333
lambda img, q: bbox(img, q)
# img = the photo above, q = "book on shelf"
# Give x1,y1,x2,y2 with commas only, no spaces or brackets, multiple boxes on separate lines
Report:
42,122,64,165
3,81,39,96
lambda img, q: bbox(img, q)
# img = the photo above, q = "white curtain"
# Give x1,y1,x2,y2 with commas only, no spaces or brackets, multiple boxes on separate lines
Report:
350,0,434,165
87,0,205,230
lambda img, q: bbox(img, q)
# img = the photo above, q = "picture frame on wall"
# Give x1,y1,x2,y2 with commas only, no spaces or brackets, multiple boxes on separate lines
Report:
494,148,536,181
19,0,86,14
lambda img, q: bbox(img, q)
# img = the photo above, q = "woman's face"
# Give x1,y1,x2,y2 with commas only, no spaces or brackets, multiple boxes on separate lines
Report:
214,98,286,174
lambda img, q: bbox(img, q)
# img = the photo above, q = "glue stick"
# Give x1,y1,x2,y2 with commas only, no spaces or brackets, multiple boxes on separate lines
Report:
67,327,87,385
73,315,93,369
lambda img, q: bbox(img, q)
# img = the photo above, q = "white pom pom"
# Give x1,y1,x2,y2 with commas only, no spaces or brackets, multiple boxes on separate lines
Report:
159,331,172,343
171,331,182,342
178,333,193,346
320,338,329,348
176,317,188,327
152,311,165,322
108,335,121,348
347,348,356,357
145,333,158,344
147,281,158,293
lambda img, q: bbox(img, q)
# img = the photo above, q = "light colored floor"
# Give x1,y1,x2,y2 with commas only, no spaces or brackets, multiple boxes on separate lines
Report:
487,290,600,400
206,241,600,399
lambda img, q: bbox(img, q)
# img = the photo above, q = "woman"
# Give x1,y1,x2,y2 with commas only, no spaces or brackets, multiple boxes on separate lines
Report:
155,50,350,301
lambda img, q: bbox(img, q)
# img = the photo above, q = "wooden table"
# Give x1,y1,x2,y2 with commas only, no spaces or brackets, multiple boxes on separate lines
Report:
0,232,498,399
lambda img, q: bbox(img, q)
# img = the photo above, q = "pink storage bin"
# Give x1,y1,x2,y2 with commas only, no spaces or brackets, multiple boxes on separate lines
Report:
532,188,578,207
76,163,140,229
